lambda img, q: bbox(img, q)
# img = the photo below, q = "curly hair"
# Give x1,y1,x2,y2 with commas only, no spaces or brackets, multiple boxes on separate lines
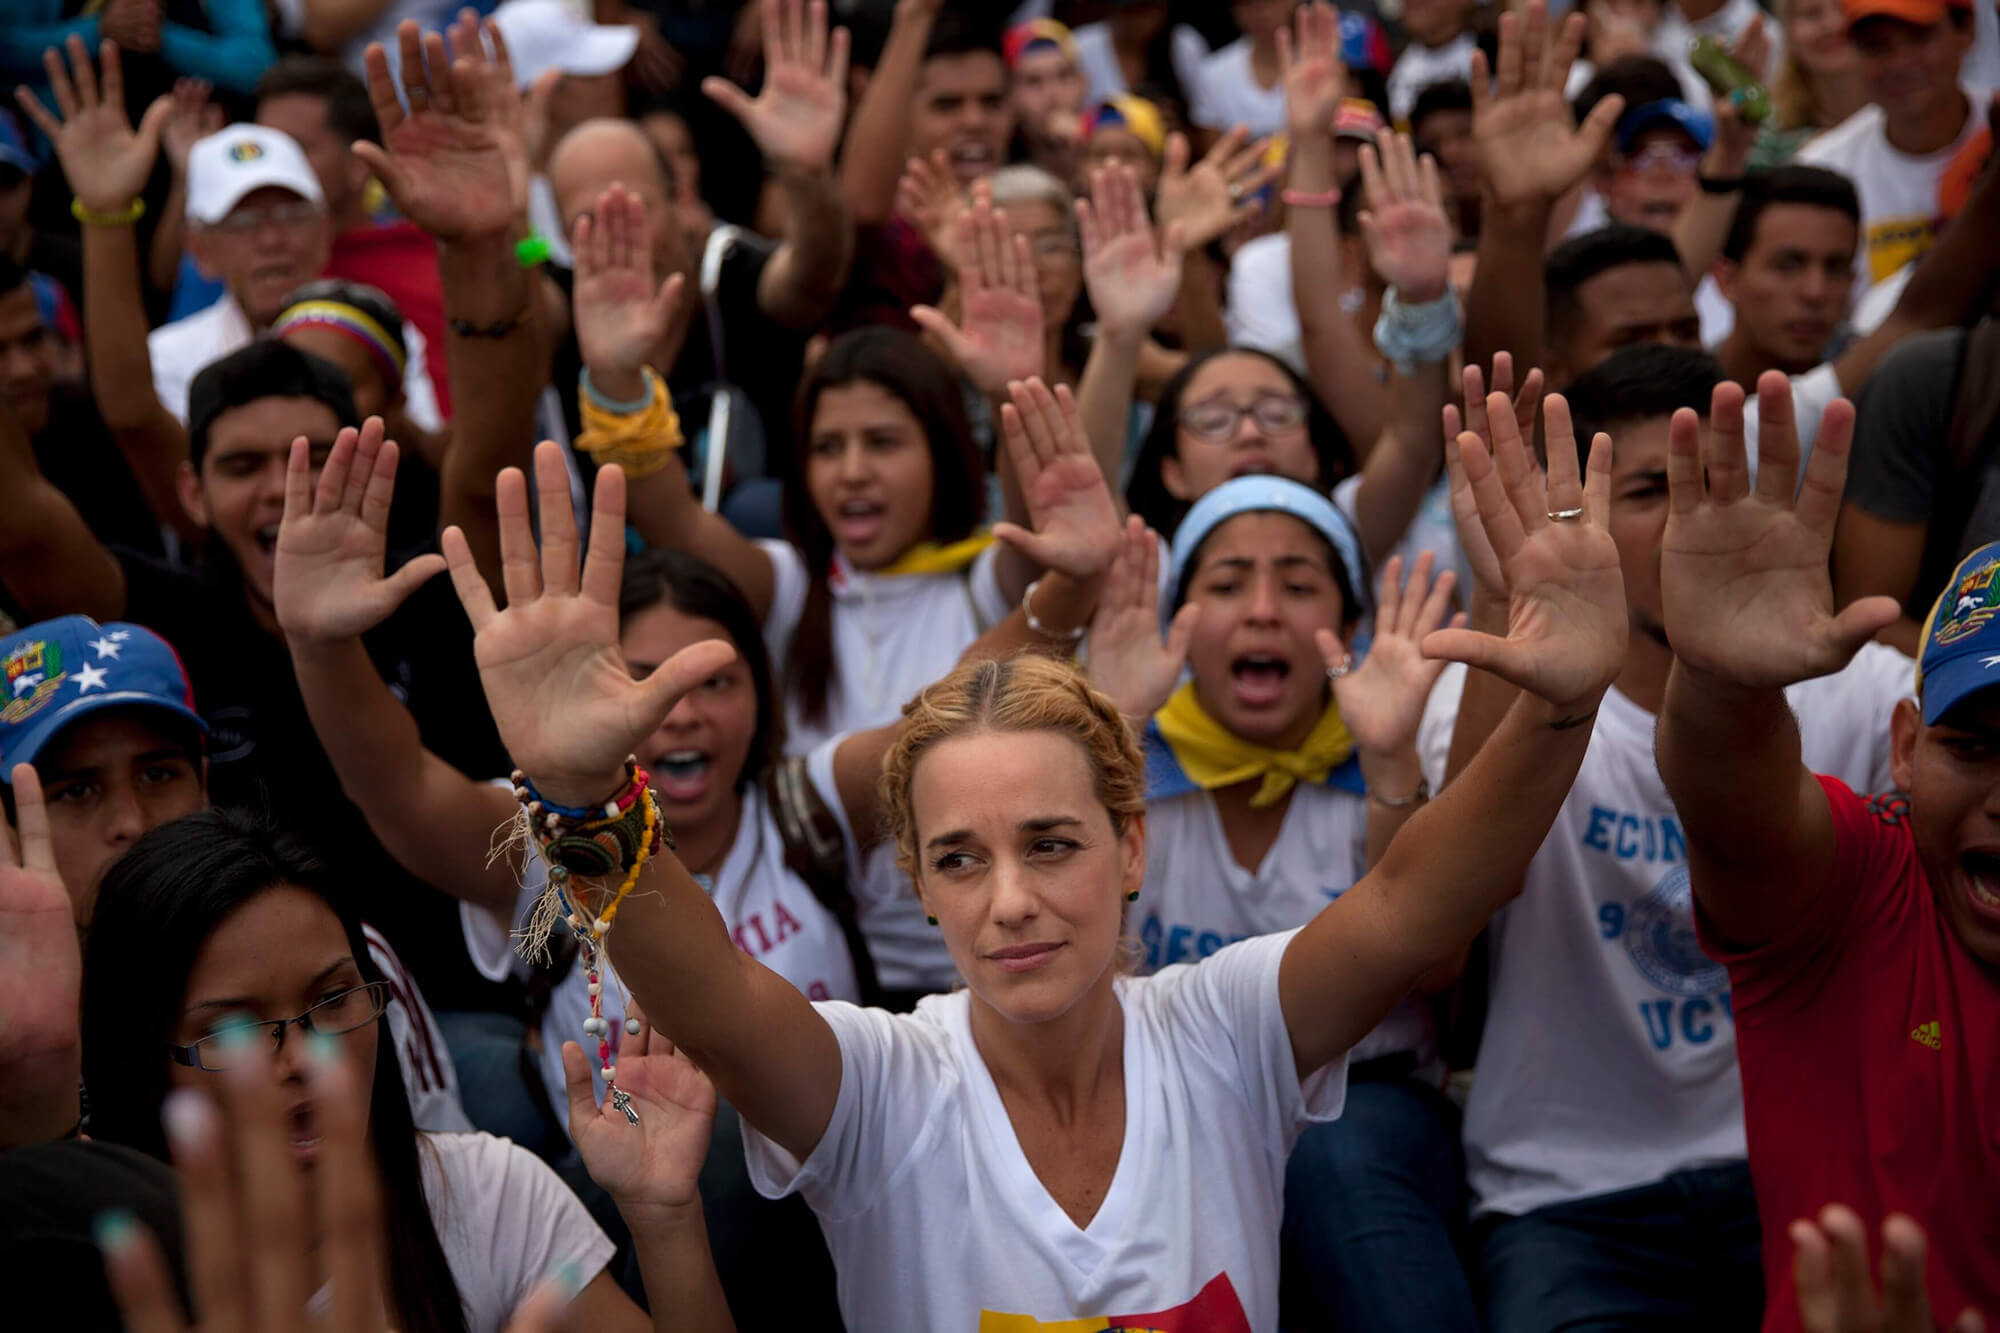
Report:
880,655,1145,882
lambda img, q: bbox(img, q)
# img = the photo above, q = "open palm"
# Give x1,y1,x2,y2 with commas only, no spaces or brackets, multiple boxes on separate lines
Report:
1278,2,1347,141
16,38,171,214
356,21,517,243
573,185,683,383
1423,389,1626,713
1330,553,1460,755
1471,1,1620,209
701,0,849,172
275,421,446,643
1358,131,1451,301
1079,163,1182,339
564,1011,715,1211
1661,379,1898,689
443,444,737,807
1154,128,1278,252
992,379,1120,582
1088,520,1197,719
0,768,77,1099
911,200,1046,393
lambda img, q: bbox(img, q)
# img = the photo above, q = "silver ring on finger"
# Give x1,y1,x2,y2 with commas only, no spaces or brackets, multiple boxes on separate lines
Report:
1227,181,1244,202
1326,654,1354,680
1547,506,1586,522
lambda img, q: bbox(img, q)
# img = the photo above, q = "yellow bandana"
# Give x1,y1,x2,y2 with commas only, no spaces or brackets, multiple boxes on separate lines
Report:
873,531,997,578
1153,681,1354,809
576,369,685,478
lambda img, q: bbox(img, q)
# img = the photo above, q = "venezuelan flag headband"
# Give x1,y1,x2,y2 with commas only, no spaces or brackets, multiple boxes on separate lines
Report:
1082,95,1168,158
1147,475,1373,806
271,299,407,396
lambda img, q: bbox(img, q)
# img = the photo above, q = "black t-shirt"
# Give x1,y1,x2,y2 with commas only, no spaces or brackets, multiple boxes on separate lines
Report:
33,385,164,563
113,545,517,1012
550,234,808,480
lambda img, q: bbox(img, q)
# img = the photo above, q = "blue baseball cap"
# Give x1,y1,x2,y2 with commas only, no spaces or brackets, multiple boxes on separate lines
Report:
1166,475,1371,626
0,617,206,773
1617,99,1715,154
1919,543,2000,724
0,111,34,175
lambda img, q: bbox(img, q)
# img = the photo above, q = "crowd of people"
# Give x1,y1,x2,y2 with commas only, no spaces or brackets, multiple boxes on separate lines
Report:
0,0,1995,1329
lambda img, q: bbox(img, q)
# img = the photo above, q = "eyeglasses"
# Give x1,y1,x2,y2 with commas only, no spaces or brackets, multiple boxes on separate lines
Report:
168,981,390,1072
206,200,323,235
1027,232,1081,259
1179,394,1309,442
1622,142,1700,175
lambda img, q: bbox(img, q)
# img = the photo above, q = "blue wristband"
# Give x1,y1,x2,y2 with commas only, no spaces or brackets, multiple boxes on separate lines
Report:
580,366,657,415
1372,288,1464,378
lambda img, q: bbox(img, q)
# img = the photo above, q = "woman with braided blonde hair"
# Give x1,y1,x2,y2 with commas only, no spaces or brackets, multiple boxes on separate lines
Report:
445,367,1634,1328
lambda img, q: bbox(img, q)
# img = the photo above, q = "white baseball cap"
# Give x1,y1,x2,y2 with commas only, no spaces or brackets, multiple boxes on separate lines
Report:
185,124,324,226
492,0,640,90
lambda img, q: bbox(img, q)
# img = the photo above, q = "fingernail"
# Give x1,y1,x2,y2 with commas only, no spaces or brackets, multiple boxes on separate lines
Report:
306,1031,342,1068
551,1259,585,1302
162,1088,214,1150
94,1208,139,1254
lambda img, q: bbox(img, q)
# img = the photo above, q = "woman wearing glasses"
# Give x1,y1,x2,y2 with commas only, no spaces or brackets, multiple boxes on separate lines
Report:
78,810,735,1333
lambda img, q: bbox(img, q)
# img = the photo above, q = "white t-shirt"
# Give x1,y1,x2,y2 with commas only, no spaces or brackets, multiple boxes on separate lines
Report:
1071,21,1210,106
364,923,473,1134
1136,770,1437,1067
1190,39,1287,136
1417,642,1910,1219
1224,231,1306,371
1388,33,1478,122
463,782,860,1120
420,1131,616,1333
744,930,1347,1331
1743,360,1844,478
149,297,445,432
1653,0,1788,85
1797,95,1983,295
1334,471,1470,618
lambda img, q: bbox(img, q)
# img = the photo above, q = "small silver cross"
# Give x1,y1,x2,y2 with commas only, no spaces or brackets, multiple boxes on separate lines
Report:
610,1087,639,1124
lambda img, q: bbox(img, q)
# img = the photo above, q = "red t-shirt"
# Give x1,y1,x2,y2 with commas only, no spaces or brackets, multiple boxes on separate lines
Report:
1696,777,1999,1332
326,220,450,419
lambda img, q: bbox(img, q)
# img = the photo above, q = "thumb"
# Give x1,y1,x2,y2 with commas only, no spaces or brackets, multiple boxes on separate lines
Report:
650,272,685,326
991,521,1055,568
636,638,739,723
351,141,408,204
1163,602,1199,665
1420,626,1538,687
1576,93,1625,156
1161,131,1189,183
700,75,755,123
384,552,449,605
908,305,969,358
135,94,173,149
1824,597,1901,664
559,1040,598,1130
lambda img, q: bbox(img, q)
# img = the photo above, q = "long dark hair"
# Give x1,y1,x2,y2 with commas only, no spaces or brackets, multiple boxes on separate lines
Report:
781,328,987,725
620,547,779,785
1124,345,1355,541
81,811,470,1333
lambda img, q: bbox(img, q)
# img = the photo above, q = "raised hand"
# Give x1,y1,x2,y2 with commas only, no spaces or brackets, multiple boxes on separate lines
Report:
701,0,850,174
160,78,220,176
1703,98,1756,181
1471,0,1622,210
0,766,78,1137
1088,519,1198,719
563,1005,716,1215
1323,553,1461,757
1421,389,1626,715
991,378,1121,582
447,7,547,212
1277,1,1347,143
573,184,686,391
910,198,1046,393
275,421,447,644
896,148,971,272
1358,130,1452,303
1077,163,1184,340
444,444,738,807
1660,375,1899,690
14,38,172,215
1792,1206,1988,1333
355,20,518,243
1154,127,1279,253
1440,355,1546,607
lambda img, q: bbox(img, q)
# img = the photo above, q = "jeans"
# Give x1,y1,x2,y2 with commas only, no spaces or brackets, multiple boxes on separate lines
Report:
1477,1161,1764,1333
433,1009,559,1159
1281,1075,1479,1332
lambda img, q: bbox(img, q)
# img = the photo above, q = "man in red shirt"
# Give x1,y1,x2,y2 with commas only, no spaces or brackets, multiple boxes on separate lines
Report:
254,57,451,420
1654,372,1996,1332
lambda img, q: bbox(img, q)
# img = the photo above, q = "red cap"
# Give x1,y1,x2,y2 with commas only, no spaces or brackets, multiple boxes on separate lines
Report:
1843,0,1971,28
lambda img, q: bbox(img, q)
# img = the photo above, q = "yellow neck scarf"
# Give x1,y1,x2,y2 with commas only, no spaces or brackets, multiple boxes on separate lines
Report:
872,531,996,578
1153,681,1354,809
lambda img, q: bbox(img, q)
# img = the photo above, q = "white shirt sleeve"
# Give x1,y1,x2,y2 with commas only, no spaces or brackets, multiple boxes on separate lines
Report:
967,541,1012,630
759,539,810,672
424,1132,614,1330
742,1001,958,1221
400,319,444,433
1416,662,1467,793
1145,929,1348,1155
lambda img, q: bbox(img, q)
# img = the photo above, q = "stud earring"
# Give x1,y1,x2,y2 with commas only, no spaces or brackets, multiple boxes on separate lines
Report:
1126,890,1139,902
926,914,939,926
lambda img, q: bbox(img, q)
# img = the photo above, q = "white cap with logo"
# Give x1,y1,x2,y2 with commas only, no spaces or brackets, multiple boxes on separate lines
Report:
491,0,640,90
185,124,324,226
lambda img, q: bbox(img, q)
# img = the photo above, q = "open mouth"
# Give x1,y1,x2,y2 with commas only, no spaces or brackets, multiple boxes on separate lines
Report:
949,141,995,178
1231,653,1291,708
289,1103,321,1159
653,748,713,803
255,524,280,560
833,500,886,548
1962,851,2000,918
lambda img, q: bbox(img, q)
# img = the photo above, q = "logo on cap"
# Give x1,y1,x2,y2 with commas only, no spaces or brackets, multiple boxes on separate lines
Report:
229,140,265,163
1937,556,2000,646
1,639,65,724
